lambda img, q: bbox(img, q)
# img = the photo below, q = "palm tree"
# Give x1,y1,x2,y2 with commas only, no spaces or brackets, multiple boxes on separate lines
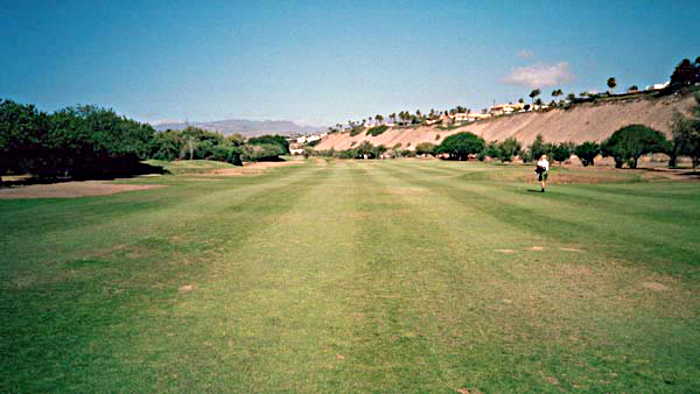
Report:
607,77,617,93
529,89,541,104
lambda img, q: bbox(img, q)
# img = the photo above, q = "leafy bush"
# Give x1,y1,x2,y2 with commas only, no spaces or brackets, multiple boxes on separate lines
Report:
210,145,243,165
415,142,436,156
241,143,286,162
481,141,500,161
497,138,522,162
248,135,289,154
601,124,669,168
366,125,389,137
574,141,600,166
349,126,365,137
435,132,485,161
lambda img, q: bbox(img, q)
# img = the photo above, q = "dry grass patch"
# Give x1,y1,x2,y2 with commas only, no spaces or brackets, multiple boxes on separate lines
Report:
209,161,300,176
0,181,163,199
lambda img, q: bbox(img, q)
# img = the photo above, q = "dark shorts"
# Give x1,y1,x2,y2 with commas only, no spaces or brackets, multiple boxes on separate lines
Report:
538,171,548,182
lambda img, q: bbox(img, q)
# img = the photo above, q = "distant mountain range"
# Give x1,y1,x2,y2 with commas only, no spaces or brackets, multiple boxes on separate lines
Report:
153,119,325,137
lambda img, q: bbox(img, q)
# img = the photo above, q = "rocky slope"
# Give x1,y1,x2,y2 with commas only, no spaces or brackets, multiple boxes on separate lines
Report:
315,93,695,151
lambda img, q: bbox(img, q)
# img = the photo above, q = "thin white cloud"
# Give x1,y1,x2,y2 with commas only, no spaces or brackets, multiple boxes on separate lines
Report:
503,62,574,88
517,49,535,59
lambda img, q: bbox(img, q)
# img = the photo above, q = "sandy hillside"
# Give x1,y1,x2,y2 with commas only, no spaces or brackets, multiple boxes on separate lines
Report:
315,93,696,151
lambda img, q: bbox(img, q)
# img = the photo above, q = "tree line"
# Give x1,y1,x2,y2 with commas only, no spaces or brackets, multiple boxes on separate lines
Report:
0,99,290,182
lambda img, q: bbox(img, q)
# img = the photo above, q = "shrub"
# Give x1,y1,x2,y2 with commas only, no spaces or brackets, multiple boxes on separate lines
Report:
415,142,436,156
435,132,485,161
349,126,365,137
601,124,669,168
366,125,389,137
210,145,243,165
482,141,500,161
574,141,600,166
241,143,286,162
248,135,290,154
497,138,522,162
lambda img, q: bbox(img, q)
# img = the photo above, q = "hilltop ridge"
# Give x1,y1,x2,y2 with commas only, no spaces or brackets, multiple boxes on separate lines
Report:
154,119,324,137
315,93,696,151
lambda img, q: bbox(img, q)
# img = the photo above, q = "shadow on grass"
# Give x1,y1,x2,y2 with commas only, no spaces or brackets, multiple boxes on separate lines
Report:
0,162,167,188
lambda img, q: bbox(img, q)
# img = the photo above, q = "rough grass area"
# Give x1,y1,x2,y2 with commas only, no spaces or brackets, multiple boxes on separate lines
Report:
145,159,236,175
1,160,698,392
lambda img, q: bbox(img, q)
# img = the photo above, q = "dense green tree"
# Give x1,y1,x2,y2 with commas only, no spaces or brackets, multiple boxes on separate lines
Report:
497,137,522,162
669,95,700,168
670,58,697,88
0,99,50,178
46,105,156,177
601,124,669,168
481,141,500,161
607,77,617,93
247,134,290,154
551,142,575,164
574,141,600,166
435,132,485,161
150,129,185,161
528,134,549,161
529,89,541,104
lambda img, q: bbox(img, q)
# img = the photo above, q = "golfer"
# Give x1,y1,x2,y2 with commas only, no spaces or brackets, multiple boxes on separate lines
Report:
536,154,550,192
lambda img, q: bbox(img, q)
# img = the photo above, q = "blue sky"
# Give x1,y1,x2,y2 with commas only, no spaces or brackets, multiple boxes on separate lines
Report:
1,0,698,126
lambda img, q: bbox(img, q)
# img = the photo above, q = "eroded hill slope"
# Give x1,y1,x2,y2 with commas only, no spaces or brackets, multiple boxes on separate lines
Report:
315,93,695,151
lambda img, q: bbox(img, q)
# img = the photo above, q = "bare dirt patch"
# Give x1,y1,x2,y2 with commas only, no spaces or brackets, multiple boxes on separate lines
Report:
641,282,669,291
386,187,427,196
527,246,545,251
495,249,516,254
559,247,584,252
178,284,195,293
0,181,163,199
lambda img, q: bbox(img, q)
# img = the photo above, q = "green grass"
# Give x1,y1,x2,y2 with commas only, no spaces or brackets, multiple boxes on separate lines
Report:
2,160,699,392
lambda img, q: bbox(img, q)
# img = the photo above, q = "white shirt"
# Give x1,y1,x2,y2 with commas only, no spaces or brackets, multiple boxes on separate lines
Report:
537,159,549,172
